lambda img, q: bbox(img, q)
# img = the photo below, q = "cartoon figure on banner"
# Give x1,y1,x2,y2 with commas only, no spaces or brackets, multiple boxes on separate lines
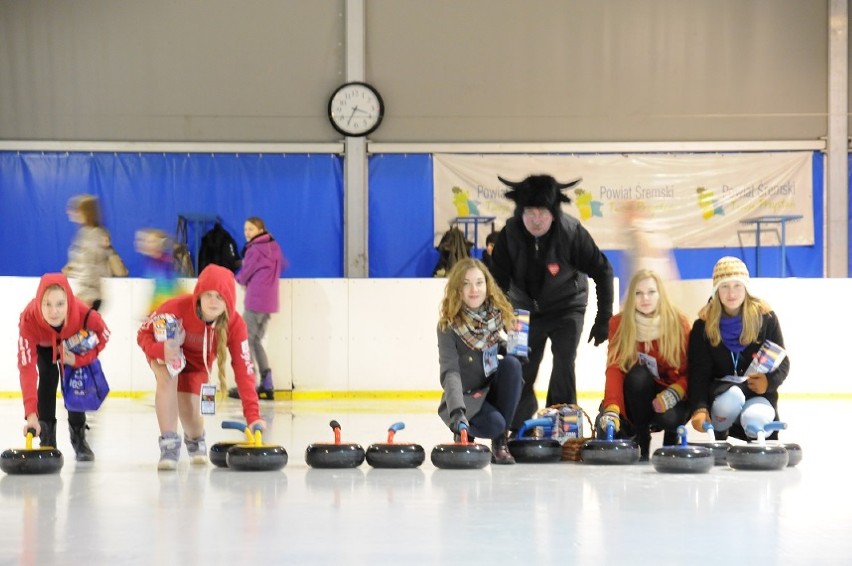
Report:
573,188,604,221
451,186,480,216
696,187,725,220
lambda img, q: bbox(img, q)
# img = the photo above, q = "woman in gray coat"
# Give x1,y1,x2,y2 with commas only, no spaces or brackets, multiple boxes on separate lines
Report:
437,258,523,464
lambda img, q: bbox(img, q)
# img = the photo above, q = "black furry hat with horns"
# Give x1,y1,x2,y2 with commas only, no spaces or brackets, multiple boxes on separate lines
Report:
499,174,582,218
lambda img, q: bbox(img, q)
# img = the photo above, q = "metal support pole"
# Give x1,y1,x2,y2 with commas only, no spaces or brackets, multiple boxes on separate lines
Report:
343,0,368,277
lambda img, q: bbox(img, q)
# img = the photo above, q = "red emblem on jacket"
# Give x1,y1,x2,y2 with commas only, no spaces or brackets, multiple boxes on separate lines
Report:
547,263,560,276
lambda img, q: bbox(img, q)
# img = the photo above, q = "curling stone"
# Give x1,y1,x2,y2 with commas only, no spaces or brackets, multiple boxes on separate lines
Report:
784,443,803,467
366,422,425,469
727,422,789,471
221,421,288,472
581,421,639,465
430,424,491,470
210,422,256,468
651,425,714,474
687,421,731,466
305,420,366,469
507,418,563,463
0,428,64,475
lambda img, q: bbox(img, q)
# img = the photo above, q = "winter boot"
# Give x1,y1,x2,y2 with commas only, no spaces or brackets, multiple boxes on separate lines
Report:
69,422,95,462
227,386,241,400
184,432,208,465
257,370,274,401
637,430,652,462
39,419,57,449
491,432,516,465
158,432,181,470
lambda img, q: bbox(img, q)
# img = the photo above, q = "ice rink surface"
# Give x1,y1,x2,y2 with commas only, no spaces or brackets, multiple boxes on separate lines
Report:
0,396,847,565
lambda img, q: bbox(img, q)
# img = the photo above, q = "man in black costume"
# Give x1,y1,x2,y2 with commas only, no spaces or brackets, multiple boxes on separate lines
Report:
490,174,614,430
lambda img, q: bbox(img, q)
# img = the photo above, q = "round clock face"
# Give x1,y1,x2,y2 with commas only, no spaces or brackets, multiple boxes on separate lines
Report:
328,82,384,137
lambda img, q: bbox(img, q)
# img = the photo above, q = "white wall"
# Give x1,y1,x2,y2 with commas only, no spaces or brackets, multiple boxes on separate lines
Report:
0,276,845,397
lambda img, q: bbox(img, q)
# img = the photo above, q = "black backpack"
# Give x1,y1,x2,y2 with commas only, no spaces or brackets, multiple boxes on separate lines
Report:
198,222,241,273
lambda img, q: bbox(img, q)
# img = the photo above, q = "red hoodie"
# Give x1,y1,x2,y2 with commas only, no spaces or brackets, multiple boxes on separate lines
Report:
137,264,260,424
18,273,110,418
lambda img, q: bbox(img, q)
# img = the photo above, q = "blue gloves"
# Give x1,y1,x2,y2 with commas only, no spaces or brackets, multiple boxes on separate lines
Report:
449,408,469,433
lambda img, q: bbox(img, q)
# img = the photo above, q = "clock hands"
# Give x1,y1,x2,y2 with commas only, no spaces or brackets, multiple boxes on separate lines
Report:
347,106,370,126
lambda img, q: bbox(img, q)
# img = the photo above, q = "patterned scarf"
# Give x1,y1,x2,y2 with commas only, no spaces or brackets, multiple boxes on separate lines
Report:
720,315,746,353
635,312,661,349
453,302,503,351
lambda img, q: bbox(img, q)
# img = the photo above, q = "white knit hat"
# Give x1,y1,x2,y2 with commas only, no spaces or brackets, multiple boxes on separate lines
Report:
712,256,750,294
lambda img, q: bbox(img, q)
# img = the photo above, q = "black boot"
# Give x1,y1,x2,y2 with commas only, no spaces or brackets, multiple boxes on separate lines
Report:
257,370,274,401
491,432,516,465
637,430,651,462
663,430,679,446
69,423,95,462
39,419,57,448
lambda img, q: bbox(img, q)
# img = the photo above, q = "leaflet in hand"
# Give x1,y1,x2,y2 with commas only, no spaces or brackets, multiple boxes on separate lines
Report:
64,329,99,355
507,309,530,358
744,340,786,376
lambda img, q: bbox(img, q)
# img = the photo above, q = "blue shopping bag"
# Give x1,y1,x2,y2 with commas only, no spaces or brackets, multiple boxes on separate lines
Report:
62,359,110,412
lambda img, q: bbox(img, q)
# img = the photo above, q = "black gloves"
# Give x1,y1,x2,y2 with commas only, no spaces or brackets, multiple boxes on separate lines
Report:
449,408,469,433
587,314,610,347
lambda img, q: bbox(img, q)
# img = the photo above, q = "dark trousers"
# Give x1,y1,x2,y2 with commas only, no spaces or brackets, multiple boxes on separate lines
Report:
469,356,523,440
600,364,688,439
510,309,584,430
37,346,86,426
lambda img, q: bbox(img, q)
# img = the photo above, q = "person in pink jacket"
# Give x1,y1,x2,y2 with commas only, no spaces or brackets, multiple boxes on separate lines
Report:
229,217,287,400
17,273,110,461
138,264,266,470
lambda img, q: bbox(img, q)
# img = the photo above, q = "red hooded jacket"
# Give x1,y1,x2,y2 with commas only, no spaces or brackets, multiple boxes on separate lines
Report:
18,273,110,418
137,264,260,424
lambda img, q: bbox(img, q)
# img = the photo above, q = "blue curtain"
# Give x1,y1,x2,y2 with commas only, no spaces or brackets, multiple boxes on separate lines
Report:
0,150,827,279
0,152,344,277
368,154,437,277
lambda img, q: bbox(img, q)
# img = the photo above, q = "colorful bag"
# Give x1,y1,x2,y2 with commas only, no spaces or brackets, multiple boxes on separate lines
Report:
62,359,110,412
61,308,110,411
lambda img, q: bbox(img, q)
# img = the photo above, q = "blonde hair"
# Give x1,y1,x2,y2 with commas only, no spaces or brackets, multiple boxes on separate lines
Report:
213,310,230,394
698,289,772,347
68,194,103,227
608,269,688,371
43,283,66,296
246,217,267,233
438,258,516,331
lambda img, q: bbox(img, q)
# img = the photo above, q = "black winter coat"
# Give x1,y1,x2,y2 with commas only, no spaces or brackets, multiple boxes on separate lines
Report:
687,311,790,433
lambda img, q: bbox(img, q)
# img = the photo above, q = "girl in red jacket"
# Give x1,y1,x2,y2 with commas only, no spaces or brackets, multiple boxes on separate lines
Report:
138,264,265,470
17,273,110,461
596,269,691,460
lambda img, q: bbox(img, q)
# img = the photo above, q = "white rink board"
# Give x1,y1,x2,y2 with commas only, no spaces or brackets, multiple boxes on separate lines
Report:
0,276,845,396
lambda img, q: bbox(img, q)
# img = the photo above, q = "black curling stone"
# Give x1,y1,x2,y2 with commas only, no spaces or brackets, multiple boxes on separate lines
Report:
0,430,64,475
581,422,639,465
431,428,490,470
305,420,366,469
653,427,714,474
227,444,288,471
507,418,563,463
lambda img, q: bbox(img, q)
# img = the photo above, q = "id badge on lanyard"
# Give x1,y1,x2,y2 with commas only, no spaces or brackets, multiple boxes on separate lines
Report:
200,326,217,415
483,344,499,377
637,352,659,378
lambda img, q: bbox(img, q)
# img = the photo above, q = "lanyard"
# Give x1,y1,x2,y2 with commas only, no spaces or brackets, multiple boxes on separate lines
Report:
730,351,741,376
